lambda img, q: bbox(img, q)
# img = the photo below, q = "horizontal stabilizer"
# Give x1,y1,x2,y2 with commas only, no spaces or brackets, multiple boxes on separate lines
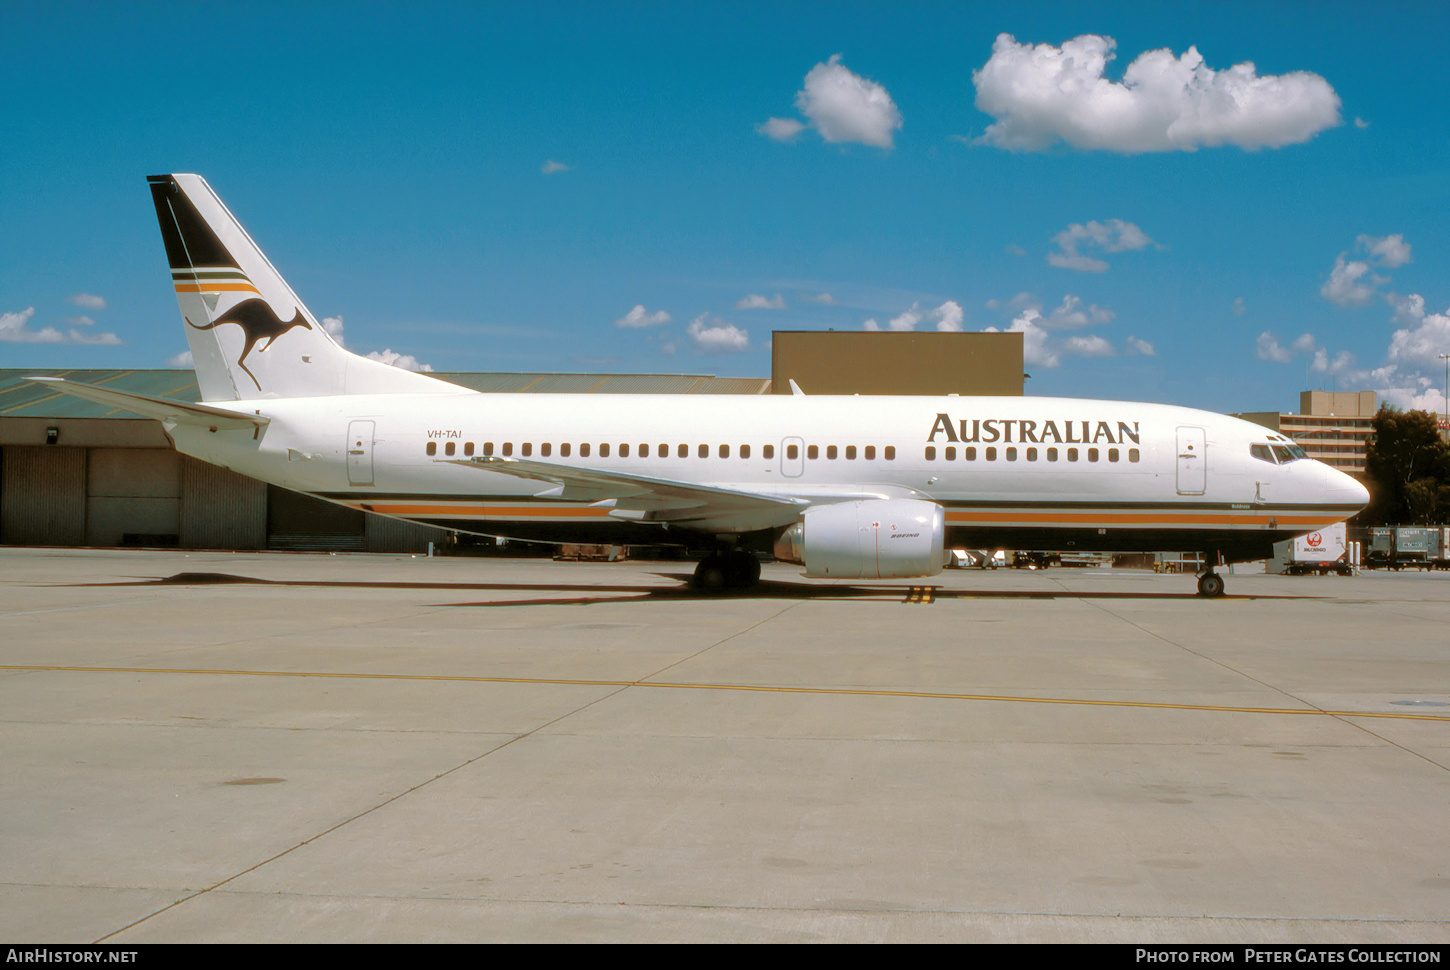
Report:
26,377,268,431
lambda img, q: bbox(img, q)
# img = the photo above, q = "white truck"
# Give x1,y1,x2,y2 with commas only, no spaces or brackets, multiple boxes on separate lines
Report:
1267,521,1352,576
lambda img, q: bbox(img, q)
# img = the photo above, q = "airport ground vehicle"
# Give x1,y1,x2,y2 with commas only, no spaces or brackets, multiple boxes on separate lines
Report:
1267,521,1352,575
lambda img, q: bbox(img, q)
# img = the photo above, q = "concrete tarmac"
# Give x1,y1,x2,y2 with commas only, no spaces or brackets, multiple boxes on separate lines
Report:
2,547,1448,943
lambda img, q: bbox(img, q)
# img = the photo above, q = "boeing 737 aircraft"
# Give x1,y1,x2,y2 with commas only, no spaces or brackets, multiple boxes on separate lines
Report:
33,174,1370,595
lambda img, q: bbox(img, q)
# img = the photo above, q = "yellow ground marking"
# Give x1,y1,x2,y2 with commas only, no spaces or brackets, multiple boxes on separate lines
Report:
3,664,1448,722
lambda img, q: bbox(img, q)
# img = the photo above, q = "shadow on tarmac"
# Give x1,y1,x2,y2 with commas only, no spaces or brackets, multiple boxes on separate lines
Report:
50,570,1324,607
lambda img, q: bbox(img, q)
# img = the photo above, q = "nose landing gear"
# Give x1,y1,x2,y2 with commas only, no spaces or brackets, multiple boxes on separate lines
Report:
1196,571,1225,597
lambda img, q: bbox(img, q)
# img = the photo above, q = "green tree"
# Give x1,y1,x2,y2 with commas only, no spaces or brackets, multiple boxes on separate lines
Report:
1362,407,1450,525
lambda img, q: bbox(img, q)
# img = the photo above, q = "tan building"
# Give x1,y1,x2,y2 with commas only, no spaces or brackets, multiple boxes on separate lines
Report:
1237,390,1376,476
772,331,1024,396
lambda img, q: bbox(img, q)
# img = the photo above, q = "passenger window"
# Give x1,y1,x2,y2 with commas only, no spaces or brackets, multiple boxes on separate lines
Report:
464,441,474,457
944,446,956,461
741,444,751,459
965,446,976,460
658,444,668,458
445,441,455,456
521,442,532,457
1088,448,1099,462
786,444,798,460
827,445,837,459
1047,447,1058,461
600,443,611,458
678,444,688,458
561,443,571,457
884,446,895,460
1129,448,1140,462
1006,447,1017,461
698,444,708,458
925,446,937,460
1108,448,1119,462
1068,448,1078,461
846,445,856,460
502,442,512,456
1027,447,1037,461
807,445,819,460
864,446,874,460
541,443,551,457
580,443,591,458
483,442,494,456
619,443,629,458
639,443,647,457
426,441,436,456
719,444,729,459
764,444,775,459
986,447,997,461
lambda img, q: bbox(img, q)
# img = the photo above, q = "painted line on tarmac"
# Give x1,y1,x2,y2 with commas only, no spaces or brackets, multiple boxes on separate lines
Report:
4,664,1449,723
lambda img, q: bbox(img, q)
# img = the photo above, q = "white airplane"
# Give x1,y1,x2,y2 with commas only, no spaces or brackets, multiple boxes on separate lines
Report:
33,174,1369,595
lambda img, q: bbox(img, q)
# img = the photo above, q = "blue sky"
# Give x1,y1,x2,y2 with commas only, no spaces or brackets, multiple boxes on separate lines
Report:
3,1,1448,414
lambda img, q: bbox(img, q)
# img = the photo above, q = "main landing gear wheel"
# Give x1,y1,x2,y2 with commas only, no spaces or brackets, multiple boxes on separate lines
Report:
1197,572,1225,597
692,551,761,590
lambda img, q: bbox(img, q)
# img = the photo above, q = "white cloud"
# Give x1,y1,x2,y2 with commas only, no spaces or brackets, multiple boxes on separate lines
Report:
0,306,120,345
1232,297,1246,316
321,315,346,345
769,54,902,148
541,160,570,174
1125,335,1155,356
871,301,966,332
614,304,672,328
1255,331,1293,363
803,291,838,305
687,314,749,353
1356,233,1411,268
65,315,95,327
1063,334,1113,357
735,293,786,310
933,300,964,332
1047,219,1154,272
981,294,1117,368
1320,254,1385,306
973,33,1341,153
166,349,194,367
366,349,433,372
1004,243,1026,256
1385,296,1450,368
757,117,805,141
1354,116,1370,129
68,293,106,310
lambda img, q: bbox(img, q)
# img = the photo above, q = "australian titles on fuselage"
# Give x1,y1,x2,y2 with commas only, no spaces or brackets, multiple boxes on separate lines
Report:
29,173,1370,593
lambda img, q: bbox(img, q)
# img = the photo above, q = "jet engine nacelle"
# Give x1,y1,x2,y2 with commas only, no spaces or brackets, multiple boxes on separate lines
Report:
773,499,946,579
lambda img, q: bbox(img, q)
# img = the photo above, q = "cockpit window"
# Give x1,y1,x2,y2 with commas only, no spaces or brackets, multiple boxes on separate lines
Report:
1250,444,1276,464
1271,444,1304,463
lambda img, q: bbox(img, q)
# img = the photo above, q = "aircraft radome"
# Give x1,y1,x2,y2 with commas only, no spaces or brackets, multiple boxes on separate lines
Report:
31,175,1370,595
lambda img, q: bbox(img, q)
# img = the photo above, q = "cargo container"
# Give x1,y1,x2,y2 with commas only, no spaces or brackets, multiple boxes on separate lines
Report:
1268,522,1351,575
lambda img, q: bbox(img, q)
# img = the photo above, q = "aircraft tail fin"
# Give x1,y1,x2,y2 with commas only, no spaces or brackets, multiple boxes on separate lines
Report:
148,174,458,402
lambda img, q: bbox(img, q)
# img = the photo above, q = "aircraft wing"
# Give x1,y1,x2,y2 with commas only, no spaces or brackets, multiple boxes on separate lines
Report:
26,377,269,431
446,455,807,529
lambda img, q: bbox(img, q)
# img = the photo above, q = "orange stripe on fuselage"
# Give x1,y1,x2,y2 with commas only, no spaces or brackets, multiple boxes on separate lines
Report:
944,510,1338,528
173,283,261,293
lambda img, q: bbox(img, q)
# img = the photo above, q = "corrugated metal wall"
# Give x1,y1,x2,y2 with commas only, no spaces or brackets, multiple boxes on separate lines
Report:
0,446,87,545
180,457,267,549
266,485,367,551
86,448,181,546
366,513,450,553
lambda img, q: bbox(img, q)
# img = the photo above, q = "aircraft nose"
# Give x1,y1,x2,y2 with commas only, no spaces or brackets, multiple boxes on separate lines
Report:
1327,467,1370,510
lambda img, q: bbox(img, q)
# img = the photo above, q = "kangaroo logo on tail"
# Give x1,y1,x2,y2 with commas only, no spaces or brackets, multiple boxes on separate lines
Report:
186,298,312,391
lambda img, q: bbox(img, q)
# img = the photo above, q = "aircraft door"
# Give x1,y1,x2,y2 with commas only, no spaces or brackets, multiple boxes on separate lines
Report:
347,420,375,486
1176,426,1205,495
781,436,804,478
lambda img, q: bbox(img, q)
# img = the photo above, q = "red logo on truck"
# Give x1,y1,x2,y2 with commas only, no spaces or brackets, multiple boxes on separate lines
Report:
1305,532,1323,547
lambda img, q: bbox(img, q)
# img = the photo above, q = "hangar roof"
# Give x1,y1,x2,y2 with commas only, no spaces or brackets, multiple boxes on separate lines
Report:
0,369,771,418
